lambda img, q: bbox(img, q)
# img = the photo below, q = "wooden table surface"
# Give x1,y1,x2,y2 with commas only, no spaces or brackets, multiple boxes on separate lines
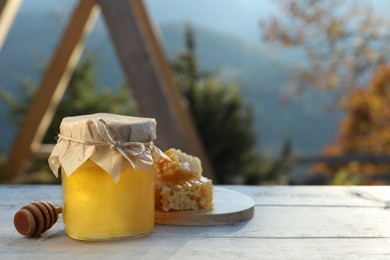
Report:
2,185,390,259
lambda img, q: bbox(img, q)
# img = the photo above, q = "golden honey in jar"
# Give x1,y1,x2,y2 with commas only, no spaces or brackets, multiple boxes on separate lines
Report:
48,113,161,240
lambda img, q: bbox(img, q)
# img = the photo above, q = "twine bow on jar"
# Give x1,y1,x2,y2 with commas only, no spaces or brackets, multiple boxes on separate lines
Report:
95,118,150,170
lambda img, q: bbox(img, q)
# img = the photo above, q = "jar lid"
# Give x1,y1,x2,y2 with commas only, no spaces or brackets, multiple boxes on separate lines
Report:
48,113,163,182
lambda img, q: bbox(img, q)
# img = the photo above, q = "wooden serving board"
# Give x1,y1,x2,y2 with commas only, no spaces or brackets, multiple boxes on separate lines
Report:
154,187,255,225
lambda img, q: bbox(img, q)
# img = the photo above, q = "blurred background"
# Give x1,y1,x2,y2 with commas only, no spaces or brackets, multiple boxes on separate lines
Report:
1,0,390,185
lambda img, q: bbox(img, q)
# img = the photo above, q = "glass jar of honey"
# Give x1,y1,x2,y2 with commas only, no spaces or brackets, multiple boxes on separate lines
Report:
48,113,163,240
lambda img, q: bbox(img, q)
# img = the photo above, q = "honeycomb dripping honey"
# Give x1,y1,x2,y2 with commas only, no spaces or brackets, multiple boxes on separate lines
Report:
154,149,213,211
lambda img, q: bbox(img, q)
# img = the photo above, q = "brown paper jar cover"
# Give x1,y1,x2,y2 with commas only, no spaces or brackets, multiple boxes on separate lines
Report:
48,113,162,182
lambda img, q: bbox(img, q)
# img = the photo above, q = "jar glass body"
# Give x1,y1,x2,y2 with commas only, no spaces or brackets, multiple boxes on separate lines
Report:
61,159,154,240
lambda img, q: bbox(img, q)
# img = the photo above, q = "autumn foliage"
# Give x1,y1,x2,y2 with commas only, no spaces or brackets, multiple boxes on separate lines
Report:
261,0,390,101
313,64,390,184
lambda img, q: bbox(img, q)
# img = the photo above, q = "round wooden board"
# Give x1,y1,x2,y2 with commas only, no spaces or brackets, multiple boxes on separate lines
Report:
154,187,255,226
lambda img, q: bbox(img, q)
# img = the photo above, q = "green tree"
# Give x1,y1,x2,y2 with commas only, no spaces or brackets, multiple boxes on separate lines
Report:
172,25,291,184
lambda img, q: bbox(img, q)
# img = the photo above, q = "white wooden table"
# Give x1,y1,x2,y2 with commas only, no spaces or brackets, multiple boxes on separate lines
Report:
2,185,390,259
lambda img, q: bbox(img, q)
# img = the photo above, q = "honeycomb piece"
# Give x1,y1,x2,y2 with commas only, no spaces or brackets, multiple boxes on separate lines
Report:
154,148,202,183
154,149,213,211
155,177,213,212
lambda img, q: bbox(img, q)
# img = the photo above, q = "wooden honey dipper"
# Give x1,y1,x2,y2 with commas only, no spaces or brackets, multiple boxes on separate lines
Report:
14,202,62,236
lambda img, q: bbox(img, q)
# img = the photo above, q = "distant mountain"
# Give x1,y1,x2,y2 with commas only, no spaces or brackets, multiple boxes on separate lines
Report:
0,13,343,157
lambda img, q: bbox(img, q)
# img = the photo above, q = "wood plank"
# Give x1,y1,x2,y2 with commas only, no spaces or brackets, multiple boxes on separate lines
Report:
7,184,386,210
0,0,21,50
3,185,390,208
97,0,215,180
1,0,98,181
229,185,390,207
1,236,389,259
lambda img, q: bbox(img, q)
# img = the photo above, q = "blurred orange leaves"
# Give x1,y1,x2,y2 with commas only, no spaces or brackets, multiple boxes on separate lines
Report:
314,64,390,184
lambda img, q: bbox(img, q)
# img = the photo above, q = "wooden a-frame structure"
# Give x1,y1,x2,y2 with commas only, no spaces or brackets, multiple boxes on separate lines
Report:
0,0,214,181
